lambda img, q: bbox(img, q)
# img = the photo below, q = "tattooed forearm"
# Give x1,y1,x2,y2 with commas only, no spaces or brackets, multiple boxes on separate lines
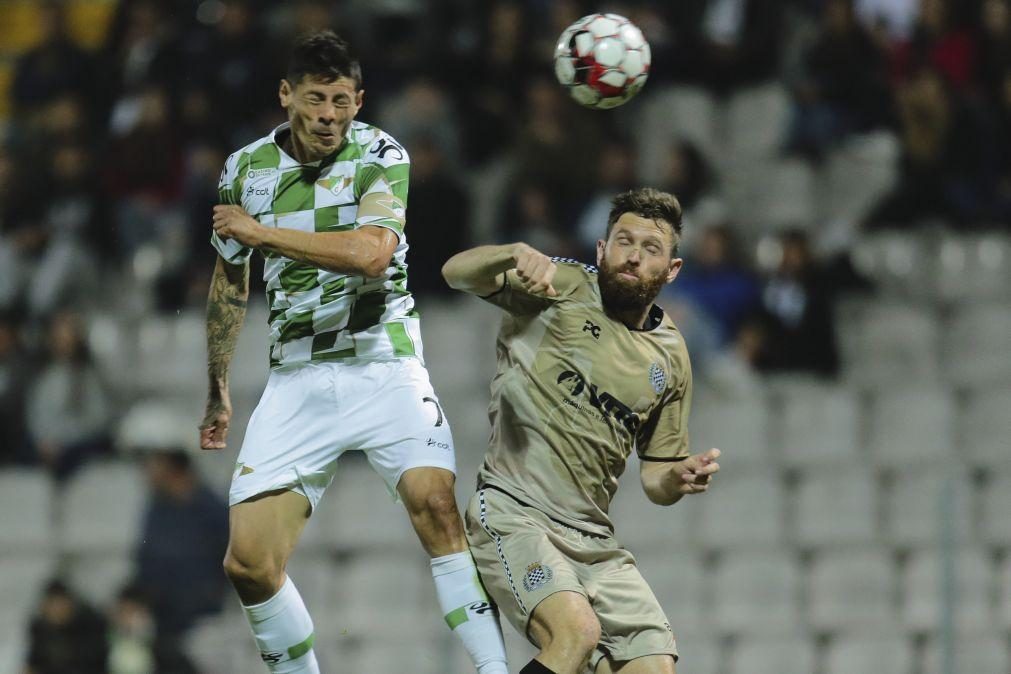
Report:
206,256,249,390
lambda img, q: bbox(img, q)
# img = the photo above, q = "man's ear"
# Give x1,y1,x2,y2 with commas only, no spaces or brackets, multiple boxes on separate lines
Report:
666,258,683,284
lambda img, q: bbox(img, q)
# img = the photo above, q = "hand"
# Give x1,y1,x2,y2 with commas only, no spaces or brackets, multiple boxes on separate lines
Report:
677,448,720,495
512,243,557,297
213,205,265,248
199,391,232,450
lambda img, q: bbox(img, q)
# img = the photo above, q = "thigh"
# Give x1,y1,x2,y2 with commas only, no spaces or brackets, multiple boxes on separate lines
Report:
595,654,676,674
227,490,313,570
355,359,456,496
230,365,344,511
583,553,678,668
464,488,585,641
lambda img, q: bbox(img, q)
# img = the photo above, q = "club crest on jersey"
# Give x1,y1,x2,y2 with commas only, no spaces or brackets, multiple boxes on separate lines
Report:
649,362,667,394
522,562,554,592
316,176,353,195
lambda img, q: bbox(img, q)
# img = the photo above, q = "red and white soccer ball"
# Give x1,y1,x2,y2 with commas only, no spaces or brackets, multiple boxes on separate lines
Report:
553,13,651,110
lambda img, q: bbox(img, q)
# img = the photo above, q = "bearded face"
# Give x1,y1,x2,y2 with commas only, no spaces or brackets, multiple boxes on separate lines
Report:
597,255,669,313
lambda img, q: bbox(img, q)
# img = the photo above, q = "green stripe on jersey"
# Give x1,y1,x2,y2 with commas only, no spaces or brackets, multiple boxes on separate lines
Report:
287,633,315,660
386,322,416,357
274,170,316,213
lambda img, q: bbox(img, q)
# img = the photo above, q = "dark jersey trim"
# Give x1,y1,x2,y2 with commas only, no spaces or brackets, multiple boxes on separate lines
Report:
550,256,597,274
477,274,509,300
637,454,689,462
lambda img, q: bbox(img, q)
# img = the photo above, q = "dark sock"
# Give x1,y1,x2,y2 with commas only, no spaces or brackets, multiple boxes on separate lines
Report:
520,660,557,674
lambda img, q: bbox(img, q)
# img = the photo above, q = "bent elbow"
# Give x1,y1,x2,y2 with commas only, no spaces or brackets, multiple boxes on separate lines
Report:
363,255,392,279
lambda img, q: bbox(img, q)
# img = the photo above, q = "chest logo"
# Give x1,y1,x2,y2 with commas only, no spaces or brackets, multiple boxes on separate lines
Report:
316,175,353,195
582,320,601,340
649,362,667,394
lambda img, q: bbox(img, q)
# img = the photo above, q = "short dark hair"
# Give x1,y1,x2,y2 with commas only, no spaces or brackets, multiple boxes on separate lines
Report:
287,30,362,89
606,188,683,256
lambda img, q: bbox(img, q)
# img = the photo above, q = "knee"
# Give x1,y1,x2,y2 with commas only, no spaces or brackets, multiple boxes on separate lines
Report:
411,488,460,522
567,613,601,656
223,549,282,595
536,609,600,658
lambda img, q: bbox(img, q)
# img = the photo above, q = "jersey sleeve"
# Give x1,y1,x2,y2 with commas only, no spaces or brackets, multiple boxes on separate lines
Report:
354,132,409,240
637,344,693,462
211,151,253,266
481,259,589,315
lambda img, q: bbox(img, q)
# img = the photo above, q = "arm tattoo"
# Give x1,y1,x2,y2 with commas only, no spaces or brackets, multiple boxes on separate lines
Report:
206,259,249,388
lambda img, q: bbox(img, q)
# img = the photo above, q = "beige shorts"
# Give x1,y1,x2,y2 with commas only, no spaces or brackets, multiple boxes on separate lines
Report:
465,486,678,668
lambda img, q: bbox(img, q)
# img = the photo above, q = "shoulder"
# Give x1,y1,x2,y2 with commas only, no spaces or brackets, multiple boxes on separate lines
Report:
550,257,598,297
220,131,278,183
353,122,409,166
656,314,692,384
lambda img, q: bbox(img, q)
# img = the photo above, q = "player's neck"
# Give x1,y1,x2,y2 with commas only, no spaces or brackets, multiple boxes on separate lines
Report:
605,305,651,331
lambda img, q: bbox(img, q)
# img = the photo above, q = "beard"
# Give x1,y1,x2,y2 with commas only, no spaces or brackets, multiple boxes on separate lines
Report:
597,258,668,314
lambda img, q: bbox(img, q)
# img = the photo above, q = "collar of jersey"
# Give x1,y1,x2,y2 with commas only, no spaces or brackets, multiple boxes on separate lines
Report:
271,121,352,168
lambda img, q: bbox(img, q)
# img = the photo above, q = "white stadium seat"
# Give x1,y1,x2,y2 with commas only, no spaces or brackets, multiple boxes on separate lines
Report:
884,464,973,547
727,635,817,674
935,233,1011,303
689,391,771,467
922,633,1010,674
638,550,710,635
944,303,1011,387
698,470,786,549
609,456,696,554
902,547,994,632
711,550,802,635
981,471,1011,547
777,381,861,468
837,302,940,389
823,634,915,674
961,385,1011,469
820,131,900,224
66,553,136,608
808,549,898,632
58,461,146,554
672,632,722,674
0,468,55,554
868,387,955,468
794,466,878,548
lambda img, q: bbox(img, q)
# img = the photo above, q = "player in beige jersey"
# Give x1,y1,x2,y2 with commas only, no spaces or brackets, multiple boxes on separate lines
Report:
443,188,721,674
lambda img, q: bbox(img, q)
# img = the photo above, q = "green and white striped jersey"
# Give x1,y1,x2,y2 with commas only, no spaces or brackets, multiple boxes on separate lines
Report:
212,120,422,368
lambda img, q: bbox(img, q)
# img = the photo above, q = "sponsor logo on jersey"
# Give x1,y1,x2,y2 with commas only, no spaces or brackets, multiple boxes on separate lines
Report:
582,320,601,340
246,185,271,196
557,370,641,434
426,438,450,450
247,168,276,179
522,562,554,592
649,362,667,394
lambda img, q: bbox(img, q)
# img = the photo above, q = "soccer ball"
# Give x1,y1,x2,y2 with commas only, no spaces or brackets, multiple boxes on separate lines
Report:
553,13,651,110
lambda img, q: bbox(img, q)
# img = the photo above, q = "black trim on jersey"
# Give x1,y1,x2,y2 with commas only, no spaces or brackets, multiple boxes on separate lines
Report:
550,256,597,274
637,454,689,462
479,483,609,538
628,304,665,332
477,274,509,300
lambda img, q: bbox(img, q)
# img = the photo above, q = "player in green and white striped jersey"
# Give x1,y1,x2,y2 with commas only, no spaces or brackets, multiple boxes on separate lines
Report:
199,31,507,674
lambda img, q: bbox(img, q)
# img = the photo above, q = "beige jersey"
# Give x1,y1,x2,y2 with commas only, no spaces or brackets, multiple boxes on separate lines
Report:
478,259,693,537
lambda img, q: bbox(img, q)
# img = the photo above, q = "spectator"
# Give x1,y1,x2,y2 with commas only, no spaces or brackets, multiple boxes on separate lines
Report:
668,223,761,346
893,0,977,91
26,311,112,482
788,0,891,159
135,449,229,638
979,0,1011,104
757,230,840,377
0,313,31,464
107,585,157,674
25,580,108,674
404,137,471,298
656,139,720,219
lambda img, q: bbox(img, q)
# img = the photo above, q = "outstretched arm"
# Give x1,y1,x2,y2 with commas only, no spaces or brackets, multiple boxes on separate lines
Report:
442,243,557,297
639,449,721,506
201,255,249,450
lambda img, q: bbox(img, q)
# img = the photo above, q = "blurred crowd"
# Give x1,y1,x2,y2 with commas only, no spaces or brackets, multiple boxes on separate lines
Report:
2,0,1010,669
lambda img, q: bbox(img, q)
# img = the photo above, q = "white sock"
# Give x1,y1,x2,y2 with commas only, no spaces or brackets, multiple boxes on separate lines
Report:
432,551,509,674
242,576,320,674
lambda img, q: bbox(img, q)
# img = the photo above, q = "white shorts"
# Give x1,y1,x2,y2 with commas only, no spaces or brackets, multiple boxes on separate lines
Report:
228,358,456,510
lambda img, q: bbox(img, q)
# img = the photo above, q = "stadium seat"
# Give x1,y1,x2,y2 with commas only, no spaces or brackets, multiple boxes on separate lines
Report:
672,632,722,674
327,553,434,636
66,553,136,608
961,385,1011,469
638,550,710,634
944,303,1011,387
980,471,1011,546
850,232,935,301
808,549,898,632
57,461,146,554
134,311,208,398
0,555,57,637
794,466,878,548
446,624,538,674
726,634,818,674
0,468,55,554
0,631,23,674
884,464,973,547
689,390,771,467
726,83,791,160
229,305,271,400
319,455,420,552
635,85,720,178
609,457,697,553
836,302,941,389
868,387,955,468
698,470,786,549
922,633,1010,674
336,634,444,674
820,131,900,224
750,159,817,229
711,550,803,636
776,380,861,467
283,551,341,608
902,547,994,633
419,297,492,397
999,556,1011,631
823,634,915,674
185,611,264,674
936,233,1011,303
